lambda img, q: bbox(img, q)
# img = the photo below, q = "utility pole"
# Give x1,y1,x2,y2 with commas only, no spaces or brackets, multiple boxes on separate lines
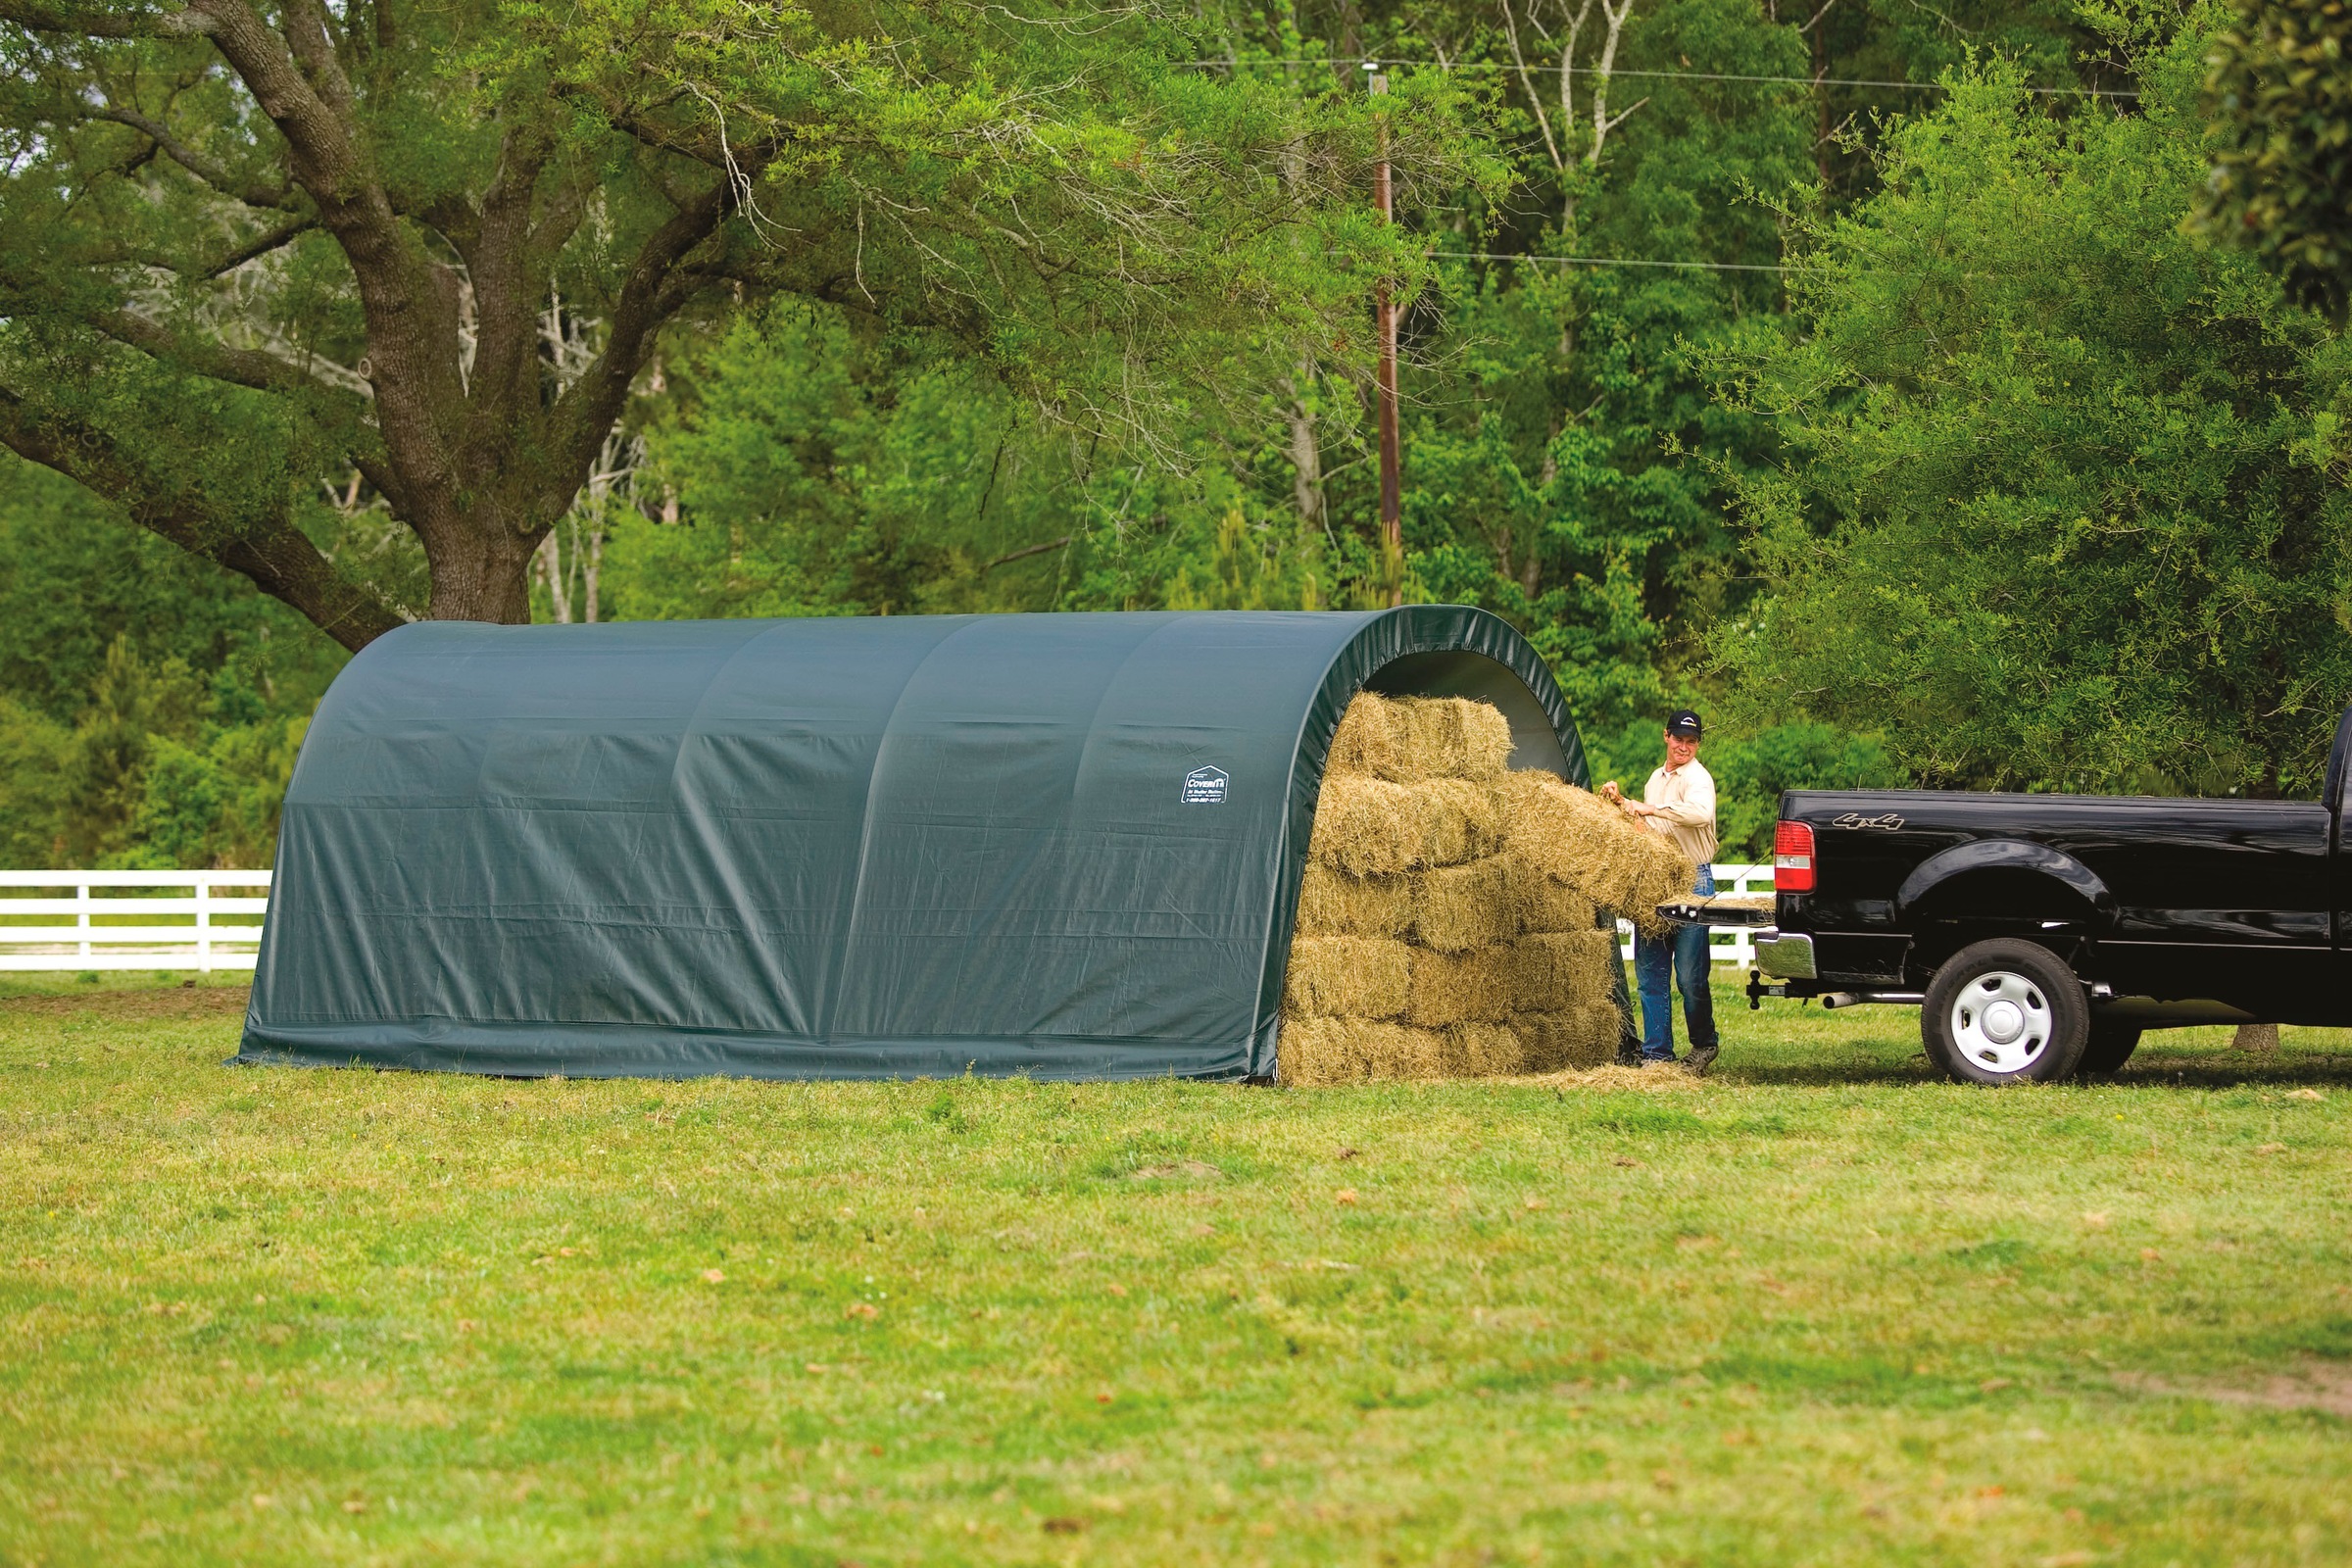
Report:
1367,62,1402,607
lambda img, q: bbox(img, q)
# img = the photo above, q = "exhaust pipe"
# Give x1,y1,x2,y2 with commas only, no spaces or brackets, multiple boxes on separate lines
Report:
1819,990,1926,1009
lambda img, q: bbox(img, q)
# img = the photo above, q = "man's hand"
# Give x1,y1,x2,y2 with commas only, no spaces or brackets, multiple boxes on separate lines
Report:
1598,781,1623,804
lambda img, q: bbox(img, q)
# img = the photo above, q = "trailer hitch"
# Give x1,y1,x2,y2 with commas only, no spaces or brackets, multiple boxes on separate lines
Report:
1746,968,1788,1010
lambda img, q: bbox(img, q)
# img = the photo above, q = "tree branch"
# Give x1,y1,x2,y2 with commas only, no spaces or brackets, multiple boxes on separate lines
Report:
90,105,294,208
200,214,314,277
0,0,216,37
188,0,466,527
1497,0,1563,174
96,308,374,408
0,383,405,651
546,171,747,503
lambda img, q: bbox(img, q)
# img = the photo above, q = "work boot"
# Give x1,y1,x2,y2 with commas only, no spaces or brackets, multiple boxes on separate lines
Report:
1684,1044,1719,1078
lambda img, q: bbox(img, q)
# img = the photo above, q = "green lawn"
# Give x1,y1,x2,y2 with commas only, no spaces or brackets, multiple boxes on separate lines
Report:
3,974,2348,1566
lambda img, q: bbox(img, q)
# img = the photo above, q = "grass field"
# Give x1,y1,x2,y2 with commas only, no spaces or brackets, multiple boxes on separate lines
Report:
3,973,2348,1566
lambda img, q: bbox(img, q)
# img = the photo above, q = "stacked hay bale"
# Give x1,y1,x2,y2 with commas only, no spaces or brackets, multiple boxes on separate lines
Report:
1280,693,1695,1086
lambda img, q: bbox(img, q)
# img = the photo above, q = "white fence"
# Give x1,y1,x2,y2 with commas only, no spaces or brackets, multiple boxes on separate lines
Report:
0,861,1773,975
0,871,272,972
1617,862,1773,966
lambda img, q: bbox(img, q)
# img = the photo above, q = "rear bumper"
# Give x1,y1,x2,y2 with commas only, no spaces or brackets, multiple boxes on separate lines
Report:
1753,930,1816,980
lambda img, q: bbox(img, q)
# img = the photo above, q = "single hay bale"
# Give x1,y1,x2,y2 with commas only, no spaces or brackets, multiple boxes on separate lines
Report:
1507,930,1621,1013
1309,774,1502,877
1502,851,1598,935
1405,948,1512,1028
1445,1020,1529,1077
1410,858,1514,952
1327,693,1513,783
1278,1016,1451,1086
1283,937,1411,1018
1489,772,1693,933
1295,863,1416,939
1514,1004,1625,1072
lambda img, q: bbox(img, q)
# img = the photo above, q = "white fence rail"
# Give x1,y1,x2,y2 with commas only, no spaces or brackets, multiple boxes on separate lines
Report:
0,871,272,972
0,861,1774,975
1616,862,1774,966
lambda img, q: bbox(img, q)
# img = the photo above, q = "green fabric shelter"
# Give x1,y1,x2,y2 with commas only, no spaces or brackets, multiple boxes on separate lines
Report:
239,608,1590,1081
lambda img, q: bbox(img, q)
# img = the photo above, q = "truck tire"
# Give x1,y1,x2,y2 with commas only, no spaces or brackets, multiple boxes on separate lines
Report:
1922,939,2089,1085
2076,1016,2142,1076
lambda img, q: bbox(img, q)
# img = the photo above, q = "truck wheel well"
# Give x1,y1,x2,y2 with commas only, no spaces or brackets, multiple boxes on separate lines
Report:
1904,870,2099,980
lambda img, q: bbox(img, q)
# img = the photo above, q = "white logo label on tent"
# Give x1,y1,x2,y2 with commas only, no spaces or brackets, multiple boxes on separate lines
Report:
1181,765,1230,805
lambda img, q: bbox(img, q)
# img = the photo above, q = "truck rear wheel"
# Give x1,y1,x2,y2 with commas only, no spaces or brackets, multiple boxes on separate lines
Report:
1922,939,2088,1085
2076,1016,2142,1076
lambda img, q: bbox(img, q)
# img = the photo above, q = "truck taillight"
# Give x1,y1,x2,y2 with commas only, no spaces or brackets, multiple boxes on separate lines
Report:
1774,820,1816,893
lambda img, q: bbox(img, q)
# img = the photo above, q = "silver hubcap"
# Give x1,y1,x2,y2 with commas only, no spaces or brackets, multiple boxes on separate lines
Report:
1950,970,2051,1074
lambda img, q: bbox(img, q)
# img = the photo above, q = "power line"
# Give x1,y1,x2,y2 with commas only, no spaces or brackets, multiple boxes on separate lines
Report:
1175,58,2139,97
1427,249,1797,271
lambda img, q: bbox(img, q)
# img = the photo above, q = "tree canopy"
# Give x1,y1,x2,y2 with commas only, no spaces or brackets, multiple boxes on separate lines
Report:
1711,41,2352,795
2198,0,2352,321
0,0,1439,643
12,0,2317,867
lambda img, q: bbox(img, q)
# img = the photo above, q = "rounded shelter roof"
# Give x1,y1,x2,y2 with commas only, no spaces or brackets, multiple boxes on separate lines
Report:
242,607,1585,1081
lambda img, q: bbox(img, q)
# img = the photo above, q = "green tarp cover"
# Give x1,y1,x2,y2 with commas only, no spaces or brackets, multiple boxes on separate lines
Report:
240,608,1587,1081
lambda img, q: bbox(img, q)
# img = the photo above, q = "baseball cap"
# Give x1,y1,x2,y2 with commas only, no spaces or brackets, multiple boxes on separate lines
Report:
1665,709,1703,740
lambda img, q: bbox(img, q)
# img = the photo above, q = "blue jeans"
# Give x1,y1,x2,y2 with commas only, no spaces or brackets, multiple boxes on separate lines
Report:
1635,863,1718,1061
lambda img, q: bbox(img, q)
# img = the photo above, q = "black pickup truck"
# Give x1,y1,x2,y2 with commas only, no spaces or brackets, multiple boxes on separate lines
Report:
1742,711,2352,1084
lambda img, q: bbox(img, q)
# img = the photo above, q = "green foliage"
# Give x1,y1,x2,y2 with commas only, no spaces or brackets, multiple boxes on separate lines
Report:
616,302,1093,620
1710,49,2352,796
0,457,335,865
0,696,70,865
2197,0,2352,321
0,0,1478,632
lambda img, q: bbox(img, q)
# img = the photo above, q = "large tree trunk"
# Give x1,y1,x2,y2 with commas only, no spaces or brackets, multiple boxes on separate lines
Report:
0,0,753,648
420,522,543,624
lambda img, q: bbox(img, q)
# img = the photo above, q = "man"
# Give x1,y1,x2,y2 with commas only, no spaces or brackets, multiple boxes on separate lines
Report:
1600,709,1721,1075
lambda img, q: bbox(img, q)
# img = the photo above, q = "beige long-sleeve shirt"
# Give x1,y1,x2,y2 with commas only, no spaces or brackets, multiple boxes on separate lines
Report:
1641,759,1718,866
